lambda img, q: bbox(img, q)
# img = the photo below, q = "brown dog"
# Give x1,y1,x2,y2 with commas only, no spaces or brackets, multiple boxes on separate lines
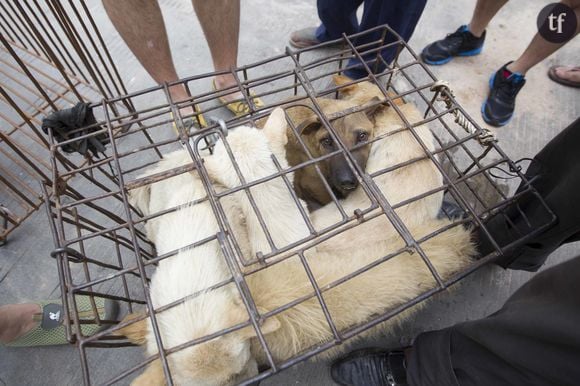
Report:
283,96,380,210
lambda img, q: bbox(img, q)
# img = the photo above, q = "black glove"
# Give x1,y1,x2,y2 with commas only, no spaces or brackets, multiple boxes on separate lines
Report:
42,102,109,157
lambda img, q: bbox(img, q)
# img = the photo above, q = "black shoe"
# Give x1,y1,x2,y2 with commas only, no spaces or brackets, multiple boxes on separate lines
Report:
421,25,485,65
481,62,526,127
437,200,467,220
331,348,408,386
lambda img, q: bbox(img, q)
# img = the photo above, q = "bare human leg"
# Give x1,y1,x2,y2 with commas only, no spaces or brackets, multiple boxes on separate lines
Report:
192,0,243,102
102,0,194,115
508,0,580,74
468,0,509,38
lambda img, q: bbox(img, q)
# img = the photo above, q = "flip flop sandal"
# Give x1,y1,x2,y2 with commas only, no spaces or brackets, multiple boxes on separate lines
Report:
170,105,208,137
548,66,580,88
212,80,264,117
4,295,119,347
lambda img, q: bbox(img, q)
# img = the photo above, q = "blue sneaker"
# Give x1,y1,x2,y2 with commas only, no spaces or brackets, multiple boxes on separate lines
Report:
421,25,485,65
482,62,526,127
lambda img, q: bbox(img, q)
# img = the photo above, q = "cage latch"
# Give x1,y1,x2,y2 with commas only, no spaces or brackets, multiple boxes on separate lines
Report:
198,117,229,153
426,81,496,146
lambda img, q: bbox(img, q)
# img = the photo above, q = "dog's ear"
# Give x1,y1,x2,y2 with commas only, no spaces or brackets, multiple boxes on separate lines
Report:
362,96,384,122
238,314,281,340
296,116,321,136
263,107,288,147
131,359,165,386
333,74,357,98
114,312,149,346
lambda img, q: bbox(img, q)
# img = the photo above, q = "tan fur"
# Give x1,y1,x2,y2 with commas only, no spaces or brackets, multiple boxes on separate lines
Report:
115,312,148,346
281,97,378,208
334,74,406,107
248,218,474,363
131,359,165,386
197,104,474,370
309,80,444,252
124,99,473,385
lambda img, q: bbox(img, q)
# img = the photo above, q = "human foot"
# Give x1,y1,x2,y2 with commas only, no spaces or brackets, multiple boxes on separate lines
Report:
481,62,526,127
0,303,40,344
213,74,264,116
213,74,245,103
1,296,120,347
548,66,580,88
331,347,410,386
289,27,323,48
421,25,485,66
168,84,197,118
168,84,206,130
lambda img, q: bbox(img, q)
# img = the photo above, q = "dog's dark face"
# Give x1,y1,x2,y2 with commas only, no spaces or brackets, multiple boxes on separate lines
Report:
297,99,378,200
308,113,373,197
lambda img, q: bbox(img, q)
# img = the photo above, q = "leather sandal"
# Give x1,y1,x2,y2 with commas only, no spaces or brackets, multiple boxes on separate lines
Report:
212,80,264,117
548,65,580,88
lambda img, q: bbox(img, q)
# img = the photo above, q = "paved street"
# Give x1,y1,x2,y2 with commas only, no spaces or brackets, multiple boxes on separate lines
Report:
1,0,578,385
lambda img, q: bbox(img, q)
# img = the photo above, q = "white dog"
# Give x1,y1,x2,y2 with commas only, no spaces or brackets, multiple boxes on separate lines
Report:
125,109,299,386
120,99,474,385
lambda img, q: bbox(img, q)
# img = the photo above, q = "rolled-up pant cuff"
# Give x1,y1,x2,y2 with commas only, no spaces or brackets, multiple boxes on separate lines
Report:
406,329,460,386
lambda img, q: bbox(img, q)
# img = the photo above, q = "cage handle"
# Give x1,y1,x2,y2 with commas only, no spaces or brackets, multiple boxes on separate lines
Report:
425,81,496,146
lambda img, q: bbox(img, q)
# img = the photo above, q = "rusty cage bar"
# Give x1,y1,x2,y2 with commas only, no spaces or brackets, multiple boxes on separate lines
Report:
41,24,555,386
0,0,147,244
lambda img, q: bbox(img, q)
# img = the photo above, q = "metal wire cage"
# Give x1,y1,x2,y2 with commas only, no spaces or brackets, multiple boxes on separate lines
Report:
45,25,555,385
0,0,141,243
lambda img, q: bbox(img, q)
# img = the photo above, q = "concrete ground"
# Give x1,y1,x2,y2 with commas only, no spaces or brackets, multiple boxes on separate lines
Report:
0,0,578,385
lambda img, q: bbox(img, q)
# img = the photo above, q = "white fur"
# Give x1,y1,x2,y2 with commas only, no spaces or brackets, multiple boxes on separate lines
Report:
203,108,311,258
129,104,474,385
129,109,304,386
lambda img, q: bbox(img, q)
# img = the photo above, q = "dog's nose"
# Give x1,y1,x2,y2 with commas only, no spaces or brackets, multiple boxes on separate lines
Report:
339,179,358,191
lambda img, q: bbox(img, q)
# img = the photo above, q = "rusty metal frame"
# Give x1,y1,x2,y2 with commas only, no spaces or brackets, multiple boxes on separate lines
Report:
1,0,147,244
44,24,555,385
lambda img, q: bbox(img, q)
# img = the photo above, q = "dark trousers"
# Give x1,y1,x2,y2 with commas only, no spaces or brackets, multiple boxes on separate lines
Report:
408,118,580,386
408,255,580,386
478,117,580,271
315,0,427,79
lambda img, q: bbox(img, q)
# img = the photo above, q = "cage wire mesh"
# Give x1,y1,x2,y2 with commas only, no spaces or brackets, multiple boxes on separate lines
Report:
44,25,555,385
0,0,146,243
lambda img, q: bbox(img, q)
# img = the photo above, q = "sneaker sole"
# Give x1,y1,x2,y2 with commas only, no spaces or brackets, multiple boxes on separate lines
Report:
289,38,343,49
289,39,320,49
458,46,483,57
422,46,483,66
481,72,512,127
481,102,511,127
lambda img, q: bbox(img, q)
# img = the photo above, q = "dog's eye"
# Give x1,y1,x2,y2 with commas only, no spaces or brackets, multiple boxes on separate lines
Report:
320,137,333,147
357,131,369,142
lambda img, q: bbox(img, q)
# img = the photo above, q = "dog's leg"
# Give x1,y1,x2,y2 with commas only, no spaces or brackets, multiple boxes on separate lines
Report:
114,312,149,346
131,359,165,386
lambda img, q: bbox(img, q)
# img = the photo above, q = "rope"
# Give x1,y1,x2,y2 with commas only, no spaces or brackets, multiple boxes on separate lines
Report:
425,81,496,146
